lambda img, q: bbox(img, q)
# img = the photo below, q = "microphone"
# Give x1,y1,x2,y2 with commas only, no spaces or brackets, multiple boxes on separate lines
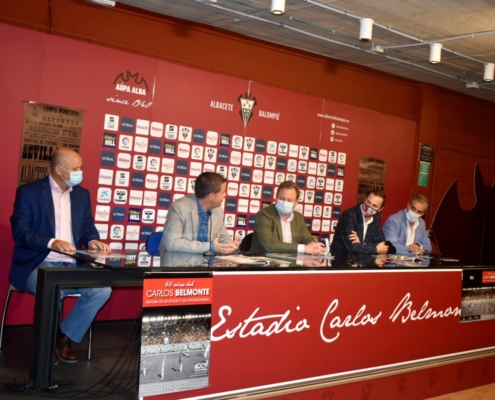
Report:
428,229,443,262
340,233,354,266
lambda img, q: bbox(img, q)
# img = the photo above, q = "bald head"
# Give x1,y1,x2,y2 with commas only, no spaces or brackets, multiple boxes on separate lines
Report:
51,148,83,191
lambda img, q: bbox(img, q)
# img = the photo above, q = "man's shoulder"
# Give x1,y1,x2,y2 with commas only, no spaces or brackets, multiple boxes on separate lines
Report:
341,204,359,218
386,210,406,223
171,194,195,207
257,204,276,217
17,176,49,192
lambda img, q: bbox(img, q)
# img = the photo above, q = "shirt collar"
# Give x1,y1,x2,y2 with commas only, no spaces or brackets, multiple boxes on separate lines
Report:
196,196,208,215
49,173,72,195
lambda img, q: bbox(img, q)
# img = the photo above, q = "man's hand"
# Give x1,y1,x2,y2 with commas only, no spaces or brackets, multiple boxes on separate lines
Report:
51,240,76,252
213,234,238,255
376,242,389,254
89,240,110,251
304,241,326,256
349,231,361,243
409,243,423,255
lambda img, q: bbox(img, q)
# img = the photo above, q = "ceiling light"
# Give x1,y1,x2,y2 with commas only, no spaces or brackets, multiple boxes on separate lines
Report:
85,0,116,7
359,18,374,42
429,43,443,64
483,63,494,82
271,0,285,15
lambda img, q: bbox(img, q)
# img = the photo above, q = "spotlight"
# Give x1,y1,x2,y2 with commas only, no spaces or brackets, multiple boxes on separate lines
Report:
429,43,442,64
483,63,494,82
271,0,285,15
359,18,374,42
84,0,116,6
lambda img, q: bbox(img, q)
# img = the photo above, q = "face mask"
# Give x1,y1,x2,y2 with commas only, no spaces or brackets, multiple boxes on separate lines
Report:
406,209,420,223
275,199,294,215
60,166,83,187
362,203,378,217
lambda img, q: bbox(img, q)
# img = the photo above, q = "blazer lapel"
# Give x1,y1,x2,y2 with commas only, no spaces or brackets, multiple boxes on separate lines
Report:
41,177,56,235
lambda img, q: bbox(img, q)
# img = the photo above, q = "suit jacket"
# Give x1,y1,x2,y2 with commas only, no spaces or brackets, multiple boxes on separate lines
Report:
383,209,432,254
250,205,314,254
159,194,232,253
10,176,100,291
330,204,385,256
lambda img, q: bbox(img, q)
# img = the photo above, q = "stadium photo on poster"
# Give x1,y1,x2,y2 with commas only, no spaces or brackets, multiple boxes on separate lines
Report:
138,305,211,397
461,287,495,322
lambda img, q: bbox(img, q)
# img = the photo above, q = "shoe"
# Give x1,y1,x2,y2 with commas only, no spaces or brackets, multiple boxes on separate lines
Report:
54,352,59,365
57,336,78,363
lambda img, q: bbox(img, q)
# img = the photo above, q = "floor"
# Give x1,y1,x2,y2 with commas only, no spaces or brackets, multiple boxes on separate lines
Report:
0,321,140,399
1,322,495,400
427,383,495,400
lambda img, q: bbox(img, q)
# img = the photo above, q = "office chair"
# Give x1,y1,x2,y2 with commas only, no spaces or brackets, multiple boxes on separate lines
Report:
1,284,92,360
146,231,163,253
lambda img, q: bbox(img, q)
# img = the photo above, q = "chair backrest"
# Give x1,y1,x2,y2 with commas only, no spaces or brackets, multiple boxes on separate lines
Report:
239,233,253,252
146,231,163,252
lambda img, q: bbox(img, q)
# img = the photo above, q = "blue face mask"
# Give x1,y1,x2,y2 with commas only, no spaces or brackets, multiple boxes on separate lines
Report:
61,166,83,187
275,199,294,215
406,209,420,223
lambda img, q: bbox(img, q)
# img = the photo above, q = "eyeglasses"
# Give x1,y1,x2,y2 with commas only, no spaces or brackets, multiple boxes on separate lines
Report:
409,204,425,215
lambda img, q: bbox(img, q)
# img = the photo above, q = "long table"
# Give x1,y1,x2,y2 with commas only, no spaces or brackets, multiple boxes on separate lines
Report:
29,252,495,399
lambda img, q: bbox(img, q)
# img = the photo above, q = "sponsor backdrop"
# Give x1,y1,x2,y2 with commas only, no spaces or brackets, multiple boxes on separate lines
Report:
0,24,416,324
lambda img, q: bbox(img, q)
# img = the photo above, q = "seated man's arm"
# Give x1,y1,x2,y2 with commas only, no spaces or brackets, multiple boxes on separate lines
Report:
416,223,432,254
161,205,210,253
383,216,416,254
11,186,52,250
253,212,299,253
79,189,103,248
341,212,379,254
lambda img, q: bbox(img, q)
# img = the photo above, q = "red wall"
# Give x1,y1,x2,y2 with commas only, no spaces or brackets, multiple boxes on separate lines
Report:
1,0,495,327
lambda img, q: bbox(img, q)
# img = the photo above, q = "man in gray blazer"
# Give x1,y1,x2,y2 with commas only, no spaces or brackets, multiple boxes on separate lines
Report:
159,172,239,254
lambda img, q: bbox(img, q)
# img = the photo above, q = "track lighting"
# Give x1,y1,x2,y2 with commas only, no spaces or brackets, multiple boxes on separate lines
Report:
359,18,373,42
429,43,442,64
271,0,285,15
483,63,494,82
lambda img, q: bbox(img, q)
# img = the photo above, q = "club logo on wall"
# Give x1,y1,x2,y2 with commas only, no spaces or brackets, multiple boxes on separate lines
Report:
230,167,239,179
111,71,152,108
207,148,215,160
181,127,190,141
267,157,275,168
238,93,257,128
245,138,254,150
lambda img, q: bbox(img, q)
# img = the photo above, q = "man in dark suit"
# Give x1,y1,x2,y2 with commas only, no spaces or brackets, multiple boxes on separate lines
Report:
250,181,326,255
330,190,388,257
10,148,111,364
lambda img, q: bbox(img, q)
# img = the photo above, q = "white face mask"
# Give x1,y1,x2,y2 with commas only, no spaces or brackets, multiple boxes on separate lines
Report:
406,209,420,223
275,199,294,215
60,166,83,187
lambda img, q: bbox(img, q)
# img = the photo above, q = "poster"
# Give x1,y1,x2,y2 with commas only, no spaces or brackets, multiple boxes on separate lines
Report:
139,277,213,397
18,102,83,185
357,156,387,205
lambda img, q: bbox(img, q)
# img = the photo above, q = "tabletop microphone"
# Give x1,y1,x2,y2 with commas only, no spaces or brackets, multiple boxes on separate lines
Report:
340,233,354,266
428,229,443,261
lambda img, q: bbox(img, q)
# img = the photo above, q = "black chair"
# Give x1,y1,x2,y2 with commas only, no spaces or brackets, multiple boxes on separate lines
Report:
146,231,163,252
239,233,253,252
